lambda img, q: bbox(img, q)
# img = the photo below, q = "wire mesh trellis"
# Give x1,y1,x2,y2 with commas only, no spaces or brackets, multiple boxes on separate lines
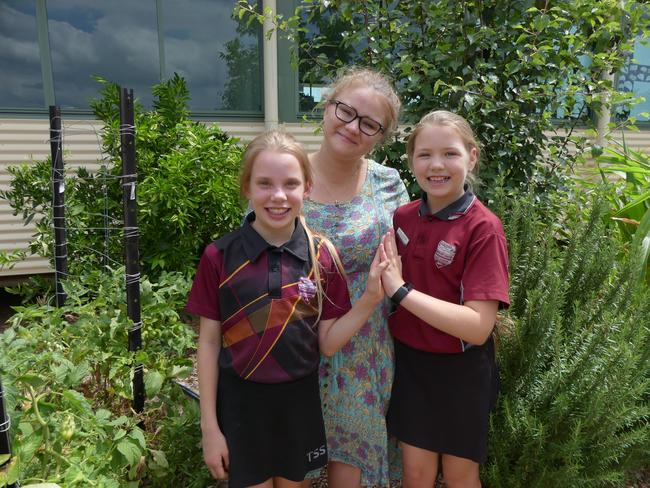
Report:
46,93,145,408
1,89,149,486
46,92,144,416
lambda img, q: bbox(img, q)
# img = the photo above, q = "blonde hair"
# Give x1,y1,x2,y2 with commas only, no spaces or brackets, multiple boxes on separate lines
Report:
240,130,346,321
406,110,482,188
323,67,401,142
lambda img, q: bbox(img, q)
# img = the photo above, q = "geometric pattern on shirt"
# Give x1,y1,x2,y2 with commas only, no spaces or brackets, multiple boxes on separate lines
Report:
218,240,325,382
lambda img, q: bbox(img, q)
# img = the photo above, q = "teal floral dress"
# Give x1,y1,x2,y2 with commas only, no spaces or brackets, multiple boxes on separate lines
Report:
304,160,409,487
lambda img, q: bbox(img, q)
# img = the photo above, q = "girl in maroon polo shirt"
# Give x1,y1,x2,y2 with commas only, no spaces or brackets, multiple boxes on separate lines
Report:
187,130,389,488
380,110,510,488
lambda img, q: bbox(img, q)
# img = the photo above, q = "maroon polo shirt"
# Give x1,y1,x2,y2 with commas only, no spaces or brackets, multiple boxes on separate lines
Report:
187,214,351,383
389,191,510,354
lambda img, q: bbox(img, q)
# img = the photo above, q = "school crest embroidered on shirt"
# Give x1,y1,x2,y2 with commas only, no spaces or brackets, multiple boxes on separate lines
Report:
434,240,456,268
298,276,317,301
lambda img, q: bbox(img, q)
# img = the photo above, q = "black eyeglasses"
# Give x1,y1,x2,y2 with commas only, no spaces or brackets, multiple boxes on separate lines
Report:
328,99,385,136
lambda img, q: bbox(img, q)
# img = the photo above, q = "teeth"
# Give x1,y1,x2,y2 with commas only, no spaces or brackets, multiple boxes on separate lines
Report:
428,176,448,182
268,208,289,214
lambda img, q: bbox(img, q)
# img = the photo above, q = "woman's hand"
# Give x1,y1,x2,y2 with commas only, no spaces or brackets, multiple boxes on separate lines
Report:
202,427,229,480
380,230,405,297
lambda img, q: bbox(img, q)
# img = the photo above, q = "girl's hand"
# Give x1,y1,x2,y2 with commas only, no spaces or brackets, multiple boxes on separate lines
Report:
202,428,229,479
380,231,405,297
361,242,389,304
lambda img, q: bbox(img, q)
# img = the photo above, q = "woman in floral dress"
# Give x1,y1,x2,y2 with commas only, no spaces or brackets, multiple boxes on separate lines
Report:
304,68,409,488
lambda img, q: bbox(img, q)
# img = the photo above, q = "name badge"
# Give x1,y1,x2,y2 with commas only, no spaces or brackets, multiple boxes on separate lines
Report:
396,227,409,246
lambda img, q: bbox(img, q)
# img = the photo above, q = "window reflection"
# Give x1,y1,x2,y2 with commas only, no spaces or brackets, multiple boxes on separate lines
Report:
47,0,159,109
162,0,262,112
618,38,650,122
0,1,43,108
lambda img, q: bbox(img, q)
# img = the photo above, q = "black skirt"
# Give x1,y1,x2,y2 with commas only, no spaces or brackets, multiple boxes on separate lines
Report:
215,368,327,488
386,338,499,463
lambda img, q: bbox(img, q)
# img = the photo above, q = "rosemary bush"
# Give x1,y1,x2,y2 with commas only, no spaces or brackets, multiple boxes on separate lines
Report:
487,193,650,487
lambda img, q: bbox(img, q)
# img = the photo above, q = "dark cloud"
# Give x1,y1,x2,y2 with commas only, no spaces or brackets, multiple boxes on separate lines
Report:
0,0,262,111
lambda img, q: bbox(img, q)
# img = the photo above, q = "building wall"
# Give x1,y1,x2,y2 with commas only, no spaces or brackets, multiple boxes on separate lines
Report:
2,118,650,279
0,118,324,279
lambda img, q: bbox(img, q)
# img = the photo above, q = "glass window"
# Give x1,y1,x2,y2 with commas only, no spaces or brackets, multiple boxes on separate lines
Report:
0,1,43,108
162,0,262,112
618,38,650,121
46,1,160,109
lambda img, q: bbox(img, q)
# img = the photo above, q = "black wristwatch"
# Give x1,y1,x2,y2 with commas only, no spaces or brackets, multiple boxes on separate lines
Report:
390,282,413,306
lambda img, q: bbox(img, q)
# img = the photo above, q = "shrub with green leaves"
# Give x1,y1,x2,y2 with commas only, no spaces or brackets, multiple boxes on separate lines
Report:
485,192,650,487
238,0,649,200
0,268,202,486
0,74,244,279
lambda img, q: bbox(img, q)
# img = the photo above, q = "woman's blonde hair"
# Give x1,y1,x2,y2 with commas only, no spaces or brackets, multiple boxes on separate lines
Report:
323,67,401,142
240,130,346,321
406,110,482,188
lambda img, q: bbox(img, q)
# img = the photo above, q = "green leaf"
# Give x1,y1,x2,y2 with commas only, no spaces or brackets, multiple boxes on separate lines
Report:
144,370,164,396
16,373,47,388
150,449,169,469
62,389,91,413
117,440,141,466
130,428,147,449
613,189,650,218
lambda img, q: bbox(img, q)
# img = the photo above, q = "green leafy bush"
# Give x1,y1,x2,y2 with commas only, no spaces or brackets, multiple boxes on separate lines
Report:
0,74,244,279
0,268,207,487
486,192,650,487
238,0,649,200
575,141,650,283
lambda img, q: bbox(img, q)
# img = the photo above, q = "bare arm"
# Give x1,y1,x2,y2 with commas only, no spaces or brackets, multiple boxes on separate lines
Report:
381,231,498,345
197,317,229,479
318,244,387,356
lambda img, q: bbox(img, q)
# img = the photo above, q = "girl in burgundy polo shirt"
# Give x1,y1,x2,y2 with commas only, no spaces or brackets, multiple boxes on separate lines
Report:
380,111,510,488
187,130,388,488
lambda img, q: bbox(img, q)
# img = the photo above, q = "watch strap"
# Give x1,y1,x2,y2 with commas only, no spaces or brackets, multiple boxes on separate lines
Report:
390,282,413,306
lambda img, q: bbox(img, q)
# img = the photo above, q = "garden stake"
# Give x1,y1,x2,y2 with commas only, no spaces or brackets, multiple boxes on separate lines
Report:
120,88,145,414
0,377,11,464
0,377,19,488
49,105,68,308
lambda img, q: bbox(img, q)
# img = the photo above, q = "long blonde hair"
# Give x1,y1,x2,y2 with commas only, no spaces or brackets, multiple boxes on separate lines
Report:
323,67,401,142
240,130,346,320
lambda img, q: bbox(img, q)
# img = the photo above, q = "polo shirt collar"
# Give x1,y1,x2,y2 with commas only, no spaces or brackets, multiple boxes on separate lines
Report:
418,186,476,221
241,212,309,262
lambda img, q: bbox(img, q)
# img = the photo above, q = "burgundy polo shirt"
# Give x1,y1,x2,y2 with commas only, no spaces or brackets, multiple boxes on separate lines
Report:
187,214,351,383
389,191,510,354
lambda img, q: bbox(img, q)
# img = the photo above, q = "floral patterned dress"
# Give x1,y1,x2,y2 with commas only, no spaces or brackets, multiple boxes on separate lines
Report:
304,160,409,487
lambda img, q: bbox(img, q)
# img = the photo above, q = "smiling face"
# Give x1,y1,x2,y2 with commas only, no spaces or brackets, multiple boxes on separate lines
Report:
244,149,310,246
322,85,388,160
411,124,477,214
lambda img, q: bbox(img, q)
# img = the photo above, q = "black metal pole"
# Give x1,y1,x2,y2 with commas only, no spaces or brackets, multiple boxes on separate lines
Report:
119,88,144,414
49,105,67,307
0,376,18,488
0,377,11,461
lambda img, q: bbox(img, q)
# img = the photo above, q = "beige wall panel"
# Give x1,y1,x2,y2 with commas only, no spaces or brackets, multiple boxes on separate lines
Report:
0,118,320,279
2,117,649,280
